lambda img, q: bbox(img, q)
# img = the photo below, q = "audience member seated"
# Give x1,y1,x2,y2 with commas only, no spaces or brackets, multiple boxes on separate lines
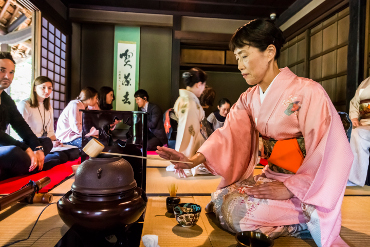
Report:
207,98,231,131
348,76,370,186
157,19,353,247
98,86,115,110
163,108,178,149
134,89,167,151
167,68,211,176
0,52,52,181
56,87,99,148
17,76,79,166
199,86,216,110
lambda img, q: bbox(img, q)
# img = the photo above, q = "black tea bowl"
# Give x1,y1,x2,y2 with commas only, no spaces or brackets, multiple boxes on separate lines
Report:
166,196,180,213
235,231,274,247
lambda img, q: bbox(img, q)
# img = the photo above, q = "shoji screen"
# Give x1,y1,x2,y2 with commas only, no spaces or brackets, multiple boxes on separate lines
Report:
40,17,67,119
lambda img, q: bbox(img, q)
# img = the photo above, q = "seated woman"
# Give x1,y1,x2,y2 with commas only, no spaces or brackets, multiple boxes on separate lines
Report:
99,86,115,110
56,87,99,148
158,19,352,247
17,76,79,167
348,76,370,186
207,98,231,131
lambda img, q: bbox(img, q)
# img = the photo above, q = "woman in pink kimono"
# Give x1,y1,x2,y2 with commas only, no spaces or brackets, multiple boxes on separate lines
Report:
157,19,353,247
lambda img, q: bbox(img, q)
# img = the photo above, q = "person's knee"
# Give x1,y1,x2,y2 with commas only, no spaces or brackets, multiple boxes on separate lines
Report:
66,149,80,161
8,146,31,174
38,137,53,154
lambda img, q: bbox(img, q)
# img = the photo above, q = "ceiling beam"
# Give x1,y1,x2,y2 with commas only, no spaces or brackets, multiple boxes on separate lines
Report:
0,0,11,21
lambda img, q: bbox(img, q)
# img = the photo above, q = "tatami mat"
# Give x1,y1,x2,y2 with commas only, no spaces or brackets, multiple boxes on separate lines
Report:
140,197,212,247
48,176,75,195
146,157,172,167
141,196,370,247
0,196,68,247
344,185,370,195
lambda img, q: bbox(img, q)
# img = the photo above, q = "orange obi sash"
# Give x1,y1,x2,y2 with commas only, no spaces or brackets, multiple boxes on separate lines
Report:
262,137,306,174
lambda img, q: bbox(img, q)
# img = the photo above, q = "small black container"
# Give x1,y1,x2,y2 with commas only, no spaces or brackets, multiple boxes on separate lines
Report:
166,196,180,213
235,231,274,247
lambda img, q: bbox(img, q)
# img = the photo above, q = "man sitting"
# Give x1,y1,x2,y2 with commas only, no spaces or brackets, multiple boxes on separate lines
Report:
134,89,167,151
0,52,52,181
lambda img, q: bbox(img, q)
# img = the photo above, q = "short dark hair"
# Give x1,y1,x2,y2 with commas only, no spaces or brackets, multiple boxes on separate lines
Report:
182,67,207,87
218,98,231,108
77,87,98,102
229,19,286,60
99,86,115,110
0,52,16,64
200,86,216,107
134,89,149,101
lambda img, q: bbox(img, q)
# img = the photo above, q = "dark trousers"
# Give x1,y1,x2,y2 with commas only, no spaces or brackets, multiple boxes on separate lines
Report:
0,137,57,181
147,131,164,151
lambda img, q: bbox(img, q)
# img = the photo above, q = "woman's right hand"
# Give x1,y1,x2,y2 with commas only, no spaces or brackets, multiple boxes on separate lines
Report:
156,146,193,177
25,148,38,172
352,118,361,127
53,140,63,147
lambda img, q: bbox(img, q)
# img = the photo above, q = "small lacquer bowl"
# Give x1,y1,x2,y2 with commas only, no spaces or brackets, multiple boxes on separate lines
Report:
173,203,201,227
166,196,180,213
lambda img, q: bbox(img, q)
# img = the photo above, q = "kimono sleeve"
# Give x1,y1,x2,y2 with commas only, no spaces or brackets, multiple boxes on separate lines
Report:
198,91,259,189
284,82,353,210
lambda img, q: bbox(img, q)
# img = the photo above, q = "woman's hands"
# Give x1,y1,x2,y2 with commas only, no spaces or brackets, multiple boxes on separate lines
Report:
25,148,45,172
352,118,361,128
244,181,294,200
52,140,63,147
156,146,194,178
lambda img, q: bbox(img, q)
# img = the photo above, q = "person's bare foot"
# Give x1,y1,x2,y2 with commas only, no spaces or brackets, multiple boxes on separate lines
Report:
205,201,214,213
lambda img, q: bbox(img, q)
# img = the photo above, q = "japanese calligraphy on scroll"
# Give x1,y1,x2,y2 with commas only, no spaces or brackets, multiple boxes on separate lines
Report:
116,42,136,110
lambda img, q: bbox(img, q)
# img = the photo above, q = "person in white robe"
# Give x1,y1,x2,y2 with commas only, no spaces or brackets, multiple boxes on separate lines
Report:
348,76,370,186
166,68,210,176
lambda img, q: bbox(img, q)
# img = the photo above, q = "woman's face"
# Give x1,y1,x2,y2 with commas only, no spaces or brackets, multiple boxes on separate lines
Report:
35,82,53,100
234,45,271,86
218,102,231,117
86,94,99,106
106,91,114,104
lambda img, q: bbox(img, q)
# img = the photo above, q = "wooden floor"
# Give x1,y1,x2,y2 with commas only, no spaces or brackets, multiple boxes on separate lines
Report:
1,157,370,247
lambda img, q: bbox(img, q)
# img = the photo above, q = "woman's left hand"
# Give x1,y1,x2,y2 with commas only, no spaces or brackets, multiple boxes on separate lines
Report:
244,181,294,200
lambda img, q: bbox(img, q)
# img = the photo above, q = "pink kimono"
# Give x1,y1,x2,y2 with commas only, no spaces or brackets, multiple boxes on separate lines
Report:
198,68,353,247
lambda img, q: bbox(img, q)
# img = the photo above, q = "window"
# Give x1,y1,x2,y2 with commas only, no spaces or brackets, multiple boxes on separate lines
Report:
40,17,67,119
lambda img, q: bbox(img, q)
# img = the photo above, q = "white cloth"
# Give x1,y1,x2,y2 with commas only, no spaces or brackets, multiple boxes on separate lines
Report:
142,235,160,247
259,73,279,104
349,126,370,186
17,99,54,138
56,100,99,143
142,101,149,112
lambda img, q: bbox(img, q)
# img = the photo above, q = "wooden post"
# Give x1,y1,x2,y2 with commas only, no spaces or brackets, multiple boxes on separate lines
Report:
171,15,181,107
347,0,367,112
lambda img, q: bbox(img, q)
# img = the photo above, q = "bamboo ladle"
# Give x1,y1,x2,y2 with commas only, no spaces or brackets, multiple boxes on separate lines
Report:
83,138,193,164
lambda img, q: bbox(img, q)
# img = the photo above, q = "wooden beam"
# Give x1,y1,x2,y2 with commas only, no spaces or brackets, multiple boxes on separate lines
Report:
275,0,312,27
0,0,11,21
174,31,231,43
283,0,348,41
346,0,367,112
7,4,20,27
171,15,181,106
